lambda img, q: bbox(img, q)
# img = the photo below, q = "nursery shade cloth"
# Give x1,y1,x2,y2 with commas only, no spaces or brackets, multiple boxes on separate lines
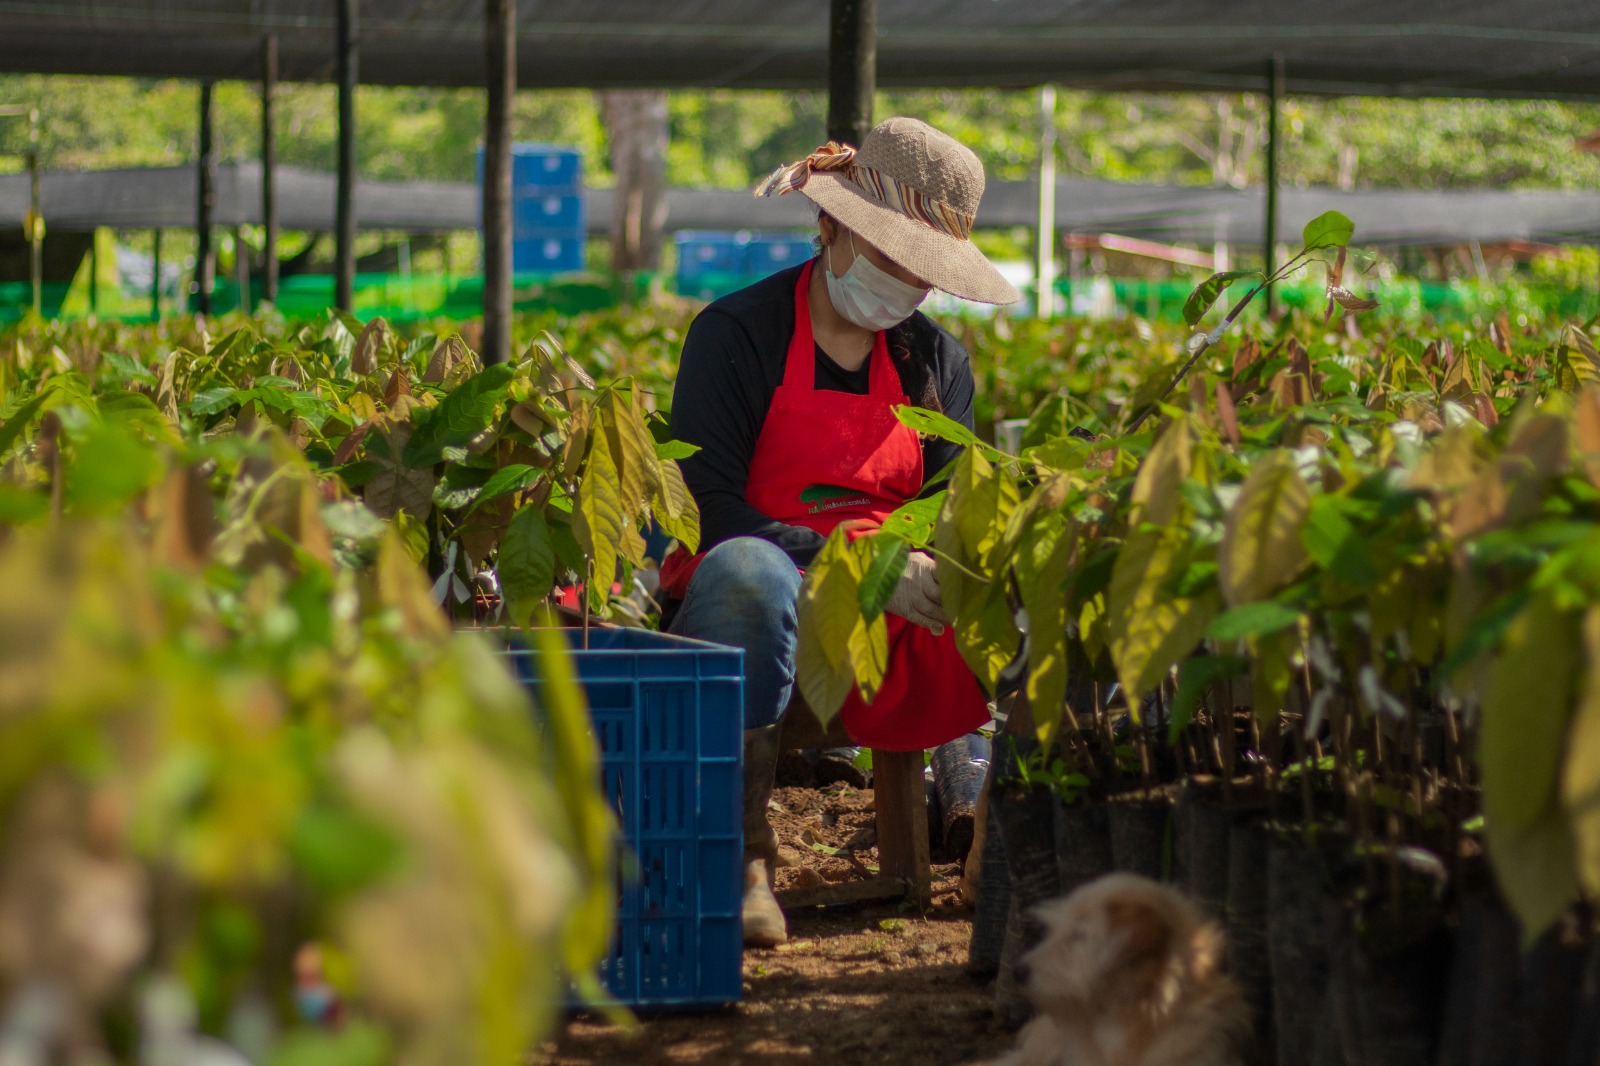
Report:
0,1,1598,98
7,165,1600,248
0,164,474,233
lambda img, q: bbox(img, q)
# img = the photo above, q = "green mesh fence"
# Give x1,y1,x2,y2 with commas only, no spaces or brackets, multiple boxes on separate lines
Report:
1047,276,1600,325
4,271,1597,327
0,271,648,325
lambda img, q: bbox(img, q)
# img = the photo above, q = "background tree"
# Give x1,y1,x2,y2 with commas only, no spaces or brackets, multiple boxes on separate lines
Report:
597,90,669,275
2,74,1598,195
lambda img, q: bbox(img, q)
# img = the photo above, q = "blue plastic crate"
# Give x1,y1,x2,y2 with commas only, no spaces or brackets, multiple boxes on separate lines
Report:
746,234,814,276
675,231,751,278
512,145,583,191
476,145,584,197
514,193,584,235
512,234,586,274
506,628,744,1010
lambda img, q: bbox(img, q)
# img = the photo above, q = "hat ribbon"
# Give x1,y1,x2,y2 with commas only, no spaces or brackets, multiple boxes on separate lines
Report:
754,141,974,241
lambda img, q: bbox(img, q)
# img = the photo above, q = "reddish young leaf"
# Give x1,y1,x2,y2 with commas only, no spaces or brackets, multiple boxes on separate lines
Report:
1215,381,1241,445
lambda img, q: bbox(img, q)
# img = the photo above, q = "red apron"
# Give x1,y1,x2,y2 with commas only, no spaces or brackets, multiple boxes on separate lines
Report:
661,262,990,751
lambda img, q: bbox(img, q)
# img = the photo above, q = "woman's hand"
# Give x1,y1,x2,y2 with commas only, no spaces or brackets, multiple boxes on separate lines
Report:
886,551,948,635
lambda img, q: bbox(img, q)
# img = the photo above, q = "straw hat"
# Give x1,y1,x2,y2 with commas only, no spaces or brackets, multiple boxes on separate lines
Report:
755,117,1020,306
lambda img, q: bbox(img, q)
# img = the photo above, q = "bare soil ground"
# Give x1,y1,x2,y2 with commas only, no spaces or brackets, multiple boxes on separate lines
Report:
537,784,1006,1066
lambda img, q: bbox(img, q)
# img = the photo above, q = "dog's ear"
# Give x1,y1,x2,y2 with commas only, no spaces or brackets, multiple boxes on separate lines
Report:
1101,896,1179,1007
1105,897,1175,966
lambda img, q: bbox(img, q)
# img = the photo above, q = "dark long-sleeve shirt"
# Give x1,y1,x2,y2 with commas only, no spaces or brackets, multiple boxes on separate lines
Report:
668,262,976,571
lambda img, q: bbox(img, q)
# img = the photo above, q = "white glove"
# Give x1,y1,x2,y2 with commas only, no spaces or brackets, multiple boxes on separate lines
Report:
886,551,949,635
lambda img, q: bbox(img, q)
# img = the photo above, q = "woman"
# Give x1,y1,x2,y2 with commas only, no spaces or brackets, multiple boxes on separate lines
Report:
661,117,1020,946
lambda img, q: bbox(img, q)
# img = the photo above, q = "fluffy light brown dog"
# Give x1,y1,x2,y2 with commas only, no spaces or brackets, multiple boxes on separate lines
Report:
978,873,1251,1066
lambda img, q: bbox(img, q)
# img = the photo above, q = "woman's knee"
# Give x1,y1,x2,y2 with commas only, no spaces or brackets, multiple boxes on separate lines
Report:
692,538,801,604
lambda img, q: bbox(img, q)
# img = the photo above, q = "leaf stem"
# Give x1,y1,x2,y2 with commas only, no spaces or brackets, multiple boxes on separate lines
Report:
921,543,991,584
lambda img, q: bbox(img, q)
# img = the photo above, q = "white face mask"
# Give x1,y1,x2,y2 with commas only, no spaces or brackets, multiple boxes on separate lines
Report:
824,234,929,331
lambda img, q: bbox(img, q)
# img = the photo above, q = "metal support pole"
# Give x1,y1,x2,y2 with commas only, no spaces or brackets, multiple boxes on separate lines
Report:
1263,55,1283,315
196,80,215,316
1036,84,1057,320
262,34,279,305
335,0,358,312
482,0,515,365
151,228,162,322
827,0,876,146
27,108,40,318
234,226,250,313
88,230,98,315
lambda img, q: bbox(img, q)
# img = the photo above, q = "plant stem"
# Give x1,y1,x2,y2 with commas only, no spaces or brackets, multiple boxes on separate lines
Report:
1123,250,1319,435
581,558,591,648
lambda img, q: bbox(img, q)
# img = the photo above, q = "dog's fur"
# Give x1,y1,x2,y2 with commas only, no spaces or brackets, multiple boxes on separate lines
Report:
978,873,1251,1066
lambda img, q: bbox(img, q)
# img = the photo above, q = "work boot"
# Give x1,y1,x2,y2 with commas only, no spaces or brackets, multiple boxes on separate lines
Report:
814,746,870,789
742,724,788,947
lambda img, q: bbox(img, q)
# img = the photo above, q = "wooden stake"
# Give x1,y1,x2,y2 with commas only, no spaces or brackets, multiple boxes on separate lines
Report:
874,748,932,911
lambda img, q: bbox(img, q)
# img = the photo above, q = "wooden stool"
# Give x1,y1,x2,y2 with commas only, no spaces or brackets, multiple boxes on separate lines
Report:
772,693,933,911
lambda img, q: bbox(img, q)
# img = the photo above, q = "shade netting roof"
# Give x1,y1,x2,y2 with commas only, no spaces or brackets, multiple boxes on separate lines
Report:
0,1,1598,98
6,164,1600,247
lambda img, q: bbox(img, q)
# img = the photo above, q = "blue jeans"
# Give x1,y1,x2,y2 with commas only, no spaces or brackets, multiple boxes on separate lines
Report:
668,537,802,731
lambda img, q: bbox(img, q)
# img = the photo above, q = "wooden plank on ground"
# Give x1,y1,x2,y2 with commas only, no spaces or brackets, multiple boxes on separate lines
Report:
776,876,907,910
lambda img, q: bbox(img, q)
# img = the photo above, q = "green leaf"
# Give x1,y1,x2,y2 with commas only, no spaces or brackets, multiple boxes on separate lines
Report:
467,463,539,516
100,350,157,385
206,326,257,363
881,493,944,547
1481,589,1580,833
795,531,863,725
858,538,909,622
498,505,557,624
650,459,700,553
288,805,402,896
0,385,55,459
599,388,661,516
188,385,240,418
64,422,164,514
1015,511,1077,745
433,464,495,510
951,448,1018,568
1107,525,1221,704
1301,210,1355,251
894,405,984,450
1250,627,1297,726
1171,654,1248,741
1485,805,1580,947
934,448,1021,688
848,609,890,704
1182,270,1261,327
1170,560,1219,598
953,586,1020,692
254,386,337,429
0,483,46,524
573,428,626,607
269,1023,390,1066
96,389,168,428
1301,495,1379,588
547,511,587,579
654,439,700,460
520,623,615,983
1129,420,1192,527
1563,608,1600,898
402,363,515,467
1207,600,1300,642
1219,451,1310,606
